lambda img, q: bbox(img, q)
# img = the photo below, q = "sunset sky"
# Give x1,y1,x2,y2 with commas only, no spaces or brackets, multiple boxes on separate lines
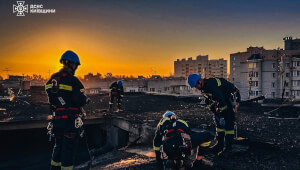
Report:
1,0,300,78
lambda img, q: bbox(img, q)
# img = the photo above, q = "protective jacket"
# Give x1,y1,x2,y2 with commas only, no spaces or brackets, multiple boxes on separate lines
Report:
153,118,191,152
110,81,124,97
46,68,87,129
202,78,240,114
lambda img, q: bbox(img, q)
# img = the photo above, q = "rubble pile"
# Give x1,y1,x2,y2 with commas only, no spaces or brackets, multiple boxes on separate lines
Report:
94,93,300,169
1,93,299,169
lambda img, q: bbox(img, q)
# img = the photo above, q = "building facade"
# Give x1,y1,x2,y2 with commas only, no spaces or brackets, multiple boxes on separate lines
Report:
174,55,227,79
230,37,300,100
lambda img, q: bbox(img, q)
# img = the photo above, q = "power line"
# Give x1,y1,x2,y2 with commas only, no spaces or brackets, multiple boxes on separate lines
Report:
2,68,11,78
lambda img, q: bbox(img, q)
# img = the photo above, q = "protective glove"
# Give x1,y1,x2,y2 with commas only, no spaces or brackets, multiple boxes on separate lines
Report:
215,116,226,127
219,118,226,127
216,105,228,114
86,98,91,105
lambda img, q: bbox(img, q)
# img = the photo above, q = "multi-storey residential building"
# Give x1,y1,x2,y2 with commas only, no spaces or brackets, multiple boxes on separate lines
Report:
230,37,300,100
174,55,227,79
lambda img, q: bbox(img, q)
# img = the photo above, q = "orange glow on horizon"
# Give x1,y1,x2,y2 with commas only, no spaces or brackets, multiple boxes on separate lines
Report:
0,27,181,79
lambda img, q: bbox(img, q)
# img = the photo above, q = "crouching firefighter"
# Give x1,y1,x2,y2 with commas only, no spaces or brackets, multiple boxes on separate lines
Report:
109,80,124,112
46,50,88,170
153,111,212,169
188,74,241,158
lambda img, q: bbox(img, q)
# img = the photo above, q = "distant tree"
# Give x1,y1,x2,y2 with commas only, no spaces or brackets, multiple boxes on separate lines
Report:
96,72,102,79
105,72,113,79
115,75,120,79
24,75,32,81
32,74,44,80
0,75,3,80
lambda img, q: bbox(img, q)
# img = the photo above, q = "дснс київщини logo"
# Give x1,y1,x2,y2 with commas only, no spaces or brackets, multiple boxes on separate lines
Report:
13,1,28,16
13,1,56,16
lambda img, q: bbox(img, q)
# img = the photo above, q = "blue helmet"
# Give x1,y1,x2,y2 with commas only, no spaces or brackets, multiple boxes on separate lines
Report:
163,111,176,118
188,74,201,88
117,80,123,87
60,50,80,65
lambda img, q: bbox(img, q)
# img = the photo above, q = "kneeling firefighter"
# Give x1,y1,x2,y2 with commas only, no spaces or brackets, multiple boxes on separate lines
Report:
46,50,88,170
153,111,212,169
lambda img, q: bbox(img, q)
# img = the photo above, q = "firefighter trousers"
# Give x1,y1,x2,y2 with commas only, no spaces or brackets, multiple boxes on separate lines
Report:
50,129,79,170
109,94,122,109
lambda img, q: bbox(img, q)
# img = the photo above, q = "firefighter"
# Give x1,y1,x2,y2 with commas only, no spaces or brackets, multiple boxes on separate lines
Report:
109,80,124,112
153,111,212,169
46,50,88,170
188,74,241,157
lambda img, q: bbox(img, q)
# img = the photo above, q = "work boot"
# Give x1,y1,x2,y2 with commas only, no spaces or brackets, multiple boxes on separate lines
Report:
193,157,213,169
210,132,225,154
218,134,234,158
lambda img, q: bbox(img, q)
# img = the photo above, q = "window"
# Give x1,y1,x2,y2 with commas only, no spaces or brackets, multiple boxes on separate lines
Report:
249,71,258,77
272,92,275,98
233,57,236,61
293,71,300,77
292,80,300,87
292,91,300,97
272,63,275,68
272,82,275,88
256,91,259,96
286,73,289,77
285,82,289,87
250,81,258,87
293,61,300,67
232,78,235,81
249,72,253,77
292,91,296,97
233,67,236,71
285,92,289,97
286,63,290,68
249,63,257,68
272,73,276,78
293,81,297,87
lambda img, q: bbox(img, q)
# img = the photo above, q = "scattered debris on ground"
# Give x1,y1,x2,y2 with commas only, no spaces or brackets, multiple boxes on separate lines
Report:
1,93,299,169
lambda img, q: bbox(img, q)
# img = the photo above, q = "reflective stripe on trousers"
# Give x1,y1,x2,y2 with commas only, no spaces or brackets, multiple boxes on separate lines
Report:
51,160,61,166
62,165,73,170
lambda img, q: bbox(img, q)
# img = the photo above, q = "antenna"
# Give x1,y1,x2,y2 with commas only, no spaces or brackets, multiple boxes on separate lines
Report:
3,68,11,78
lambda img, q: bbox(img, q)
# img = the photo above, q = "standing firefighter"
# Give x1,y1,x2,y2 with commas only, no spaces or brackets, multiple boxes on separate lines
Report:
153,111,212,169
188,74,241,157
109,80,124,112
46,50,88,170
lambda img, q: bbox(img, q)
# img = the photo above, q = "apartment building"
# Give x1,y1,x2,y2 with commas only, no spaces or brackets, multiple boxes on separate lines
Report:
230,37,300,100
174,55,227,79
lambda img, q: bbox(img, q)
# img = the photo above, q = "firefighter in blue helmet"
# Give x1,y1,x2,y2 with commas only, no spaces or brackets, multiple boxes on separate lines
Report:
109,80,124,112
46,50,88,170
188,74,241,157
153,111,212,168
